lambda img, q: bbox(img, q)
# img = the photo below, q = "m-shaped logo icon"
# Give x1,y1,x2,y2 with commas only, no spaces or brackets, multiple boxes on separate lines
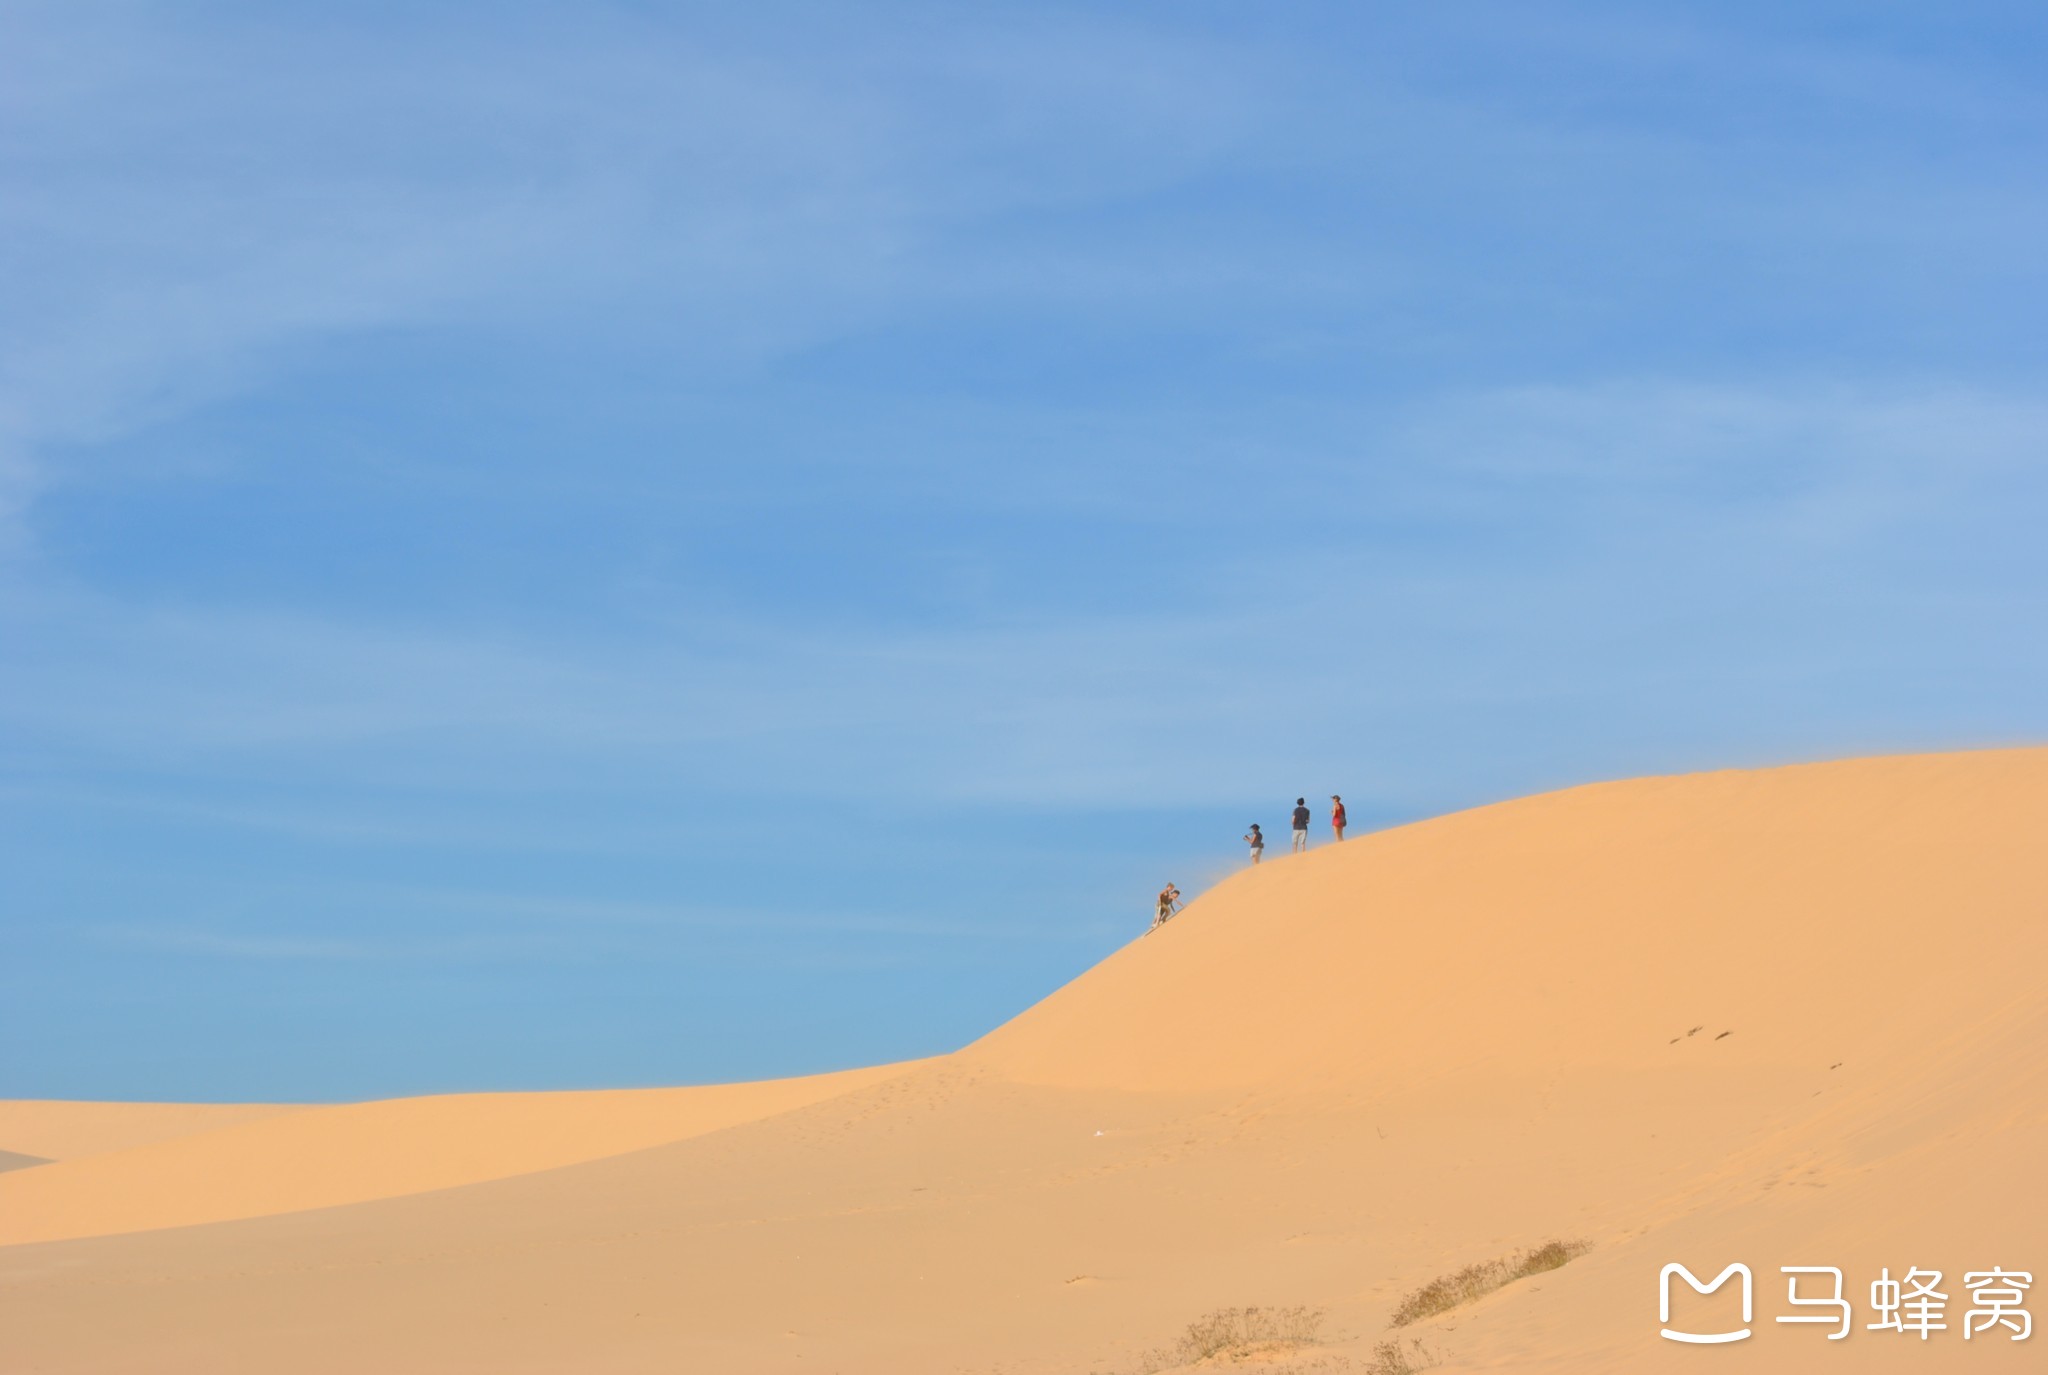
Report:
1661,1263,1753,1344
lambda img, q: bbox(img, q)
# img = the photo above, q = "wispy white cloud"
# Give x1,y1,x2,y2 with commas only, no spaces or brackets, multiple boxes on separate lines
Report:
87,923,413,962
64,880,1100,969
0,3,1265,548
5,380,2040,814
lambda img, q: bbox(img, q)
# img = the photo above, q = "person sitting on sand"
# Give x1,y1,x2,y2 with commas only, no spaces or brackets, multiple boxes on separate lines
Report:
1331,794,1347,841
1291,797,1311,853
1245,823,1264,864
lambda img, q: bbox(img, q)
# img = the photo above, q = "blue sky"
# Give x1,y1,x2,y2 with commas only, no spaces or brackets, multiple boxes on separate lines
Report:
3,1,2044,1101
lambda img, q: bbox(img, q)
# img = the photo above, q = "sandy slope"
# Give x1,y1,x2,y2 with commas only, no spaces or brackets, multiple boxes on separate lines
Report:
0,1063,917,1246
0,1100,302,1161
1,749,2042,1374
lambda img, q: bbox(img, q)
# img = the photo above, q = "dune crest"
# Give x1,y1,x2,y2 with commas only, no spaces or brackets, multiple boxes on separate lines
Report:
0,1100,303,1161
966,748,2047,1094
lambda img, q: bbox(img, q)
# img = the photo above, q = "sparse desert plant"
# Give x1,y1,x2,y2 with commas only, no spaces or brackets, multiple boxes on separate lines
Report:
1389,1240,1589,1328
1142,1305,1326,1369
1516,1240,1580,1276
1364,1337,1440,1374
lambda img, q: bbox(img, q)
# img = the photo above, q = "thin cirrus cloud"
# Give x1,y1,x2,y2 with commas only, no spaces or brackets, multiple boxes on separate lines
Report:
0,5,1262,537
6,381,2040,809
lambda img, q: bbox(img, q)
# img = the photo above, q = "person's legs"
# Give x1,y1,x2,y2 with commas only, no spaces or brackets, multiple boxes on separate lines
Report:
1292,828,1307,853
1334,823,1345,841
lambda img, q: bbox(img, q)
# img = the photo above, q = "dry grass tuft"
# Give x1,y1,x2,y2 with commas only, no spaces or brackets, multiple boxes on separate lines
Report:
1364,1337,1440,1374
1142,1305,1326,1369
1388,1240,1589,1328
1516,1240,1581,1276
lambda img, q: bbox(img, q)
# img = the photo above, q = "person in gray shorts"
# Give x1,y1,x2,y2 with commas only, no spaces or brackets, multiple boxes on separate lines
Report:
1291,797,1311,852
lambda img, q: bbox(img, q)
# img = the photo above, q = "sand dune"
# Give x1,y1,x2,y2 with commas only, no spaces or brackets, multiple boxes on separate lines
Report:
0,1062,917,1246
2,749,2042,1373
967,748,2048,1094
0,1099,302,1161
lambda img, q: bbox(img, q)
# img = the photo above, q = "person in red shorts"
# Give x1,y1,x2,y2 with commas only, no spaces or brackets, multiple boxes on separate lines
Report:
1331,794,1347,841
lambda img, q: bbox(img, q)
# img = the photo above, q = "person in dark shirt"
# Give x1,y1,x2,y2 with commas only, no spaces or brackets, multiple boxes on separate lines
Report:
1291,797,1311,852
1331,794,1347,841
1151,882,1182,932
1245,823,1265,864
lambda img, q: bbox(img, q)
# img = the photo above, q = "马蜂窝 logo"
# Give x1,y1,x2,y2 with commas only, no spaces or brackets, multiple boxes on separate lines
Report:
1660,1263,2030,1345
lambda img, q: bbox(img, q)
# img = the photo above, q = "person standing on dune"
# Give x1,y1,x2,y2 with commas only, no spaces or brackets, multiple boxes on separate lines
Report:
1291,797,1311,852
1331,794,1347,841
1245,823,1264,864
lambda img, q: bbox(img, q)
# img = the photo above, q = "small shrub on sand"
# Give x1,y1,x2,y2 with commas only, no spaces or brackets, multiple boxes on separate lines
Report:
1143,1305,1326,1369
1364,1338,1440,1374
1389,1240,1589,1328
1516,1240,1582,1276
